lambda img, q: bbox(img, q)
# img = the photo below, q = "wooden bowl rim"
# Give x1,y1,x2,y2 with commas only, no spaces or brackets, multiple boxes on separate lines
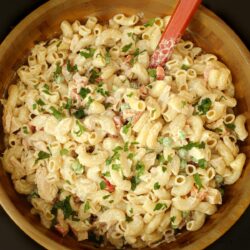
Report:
0,1,250,250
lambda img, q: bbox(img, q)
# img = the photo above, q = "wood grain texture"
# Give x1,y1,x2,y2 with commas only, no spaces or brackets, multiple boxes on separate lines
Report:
0,0,249,250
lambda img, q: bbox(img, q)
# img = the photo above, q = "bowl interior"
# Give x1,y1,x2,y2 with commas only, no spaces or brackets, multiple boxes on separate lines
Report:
0,0,250,250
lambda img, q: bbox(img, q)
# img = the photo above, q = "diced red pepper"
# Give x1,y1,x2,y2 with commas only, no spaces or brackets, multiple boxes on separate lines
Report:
102,176,115,192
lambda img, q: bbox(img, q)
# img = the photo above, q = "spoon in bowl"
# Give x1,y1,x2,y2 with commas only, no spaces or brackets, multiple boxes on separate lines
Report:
150,0,202,68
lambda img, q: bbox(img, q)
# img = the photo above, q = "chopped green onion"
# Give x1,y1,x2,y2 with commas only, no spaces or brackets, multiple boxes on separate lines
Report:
154,182,161,190
144,18,155,27
80,48,96,58
122,43,133,52
153,203,167,211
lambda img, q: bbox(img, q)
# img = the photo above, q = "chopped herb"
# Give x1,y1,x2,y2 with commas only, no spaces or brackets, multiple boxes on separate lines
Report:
32,103,37,110
130,48,146,65
64,98,72,110
154,182,161,190
148,68,157,80
224,122,236,130
131,176,140,191
135,162,145,176
193,173,203,190
96,84,109,97
66,60,78,72
36,151,51,163
170,216,176,223
51,196,73,219
158,137,173,147
106,147,121,165
181,64,189,70
103,171,111,177
99,180,107,190
170,216,178,229
89,69,100,83
162,166,167,172
113,146,123,153
182,211,190,219
60,148,69,156
128,153,134,160
125,215,133,222
126,92,134,97
122,43,133,53
131,161,145,191
112,164,121,171
50,106,64,120
131,141,139,145
178,141,205,151
36,98,45,106
74,120,85,137
219,95,227,101
105,51,111,64
54,63,62,80
80,48,96,58
27,190,39,202
104,102,112,109
198,159,207,169
212,127,223,133
22,126,29,134
178,130,186,140
42,84,52,95
84,200,90,212
122,123,131,134
218,187,225,196
124,142,129,152
144,18,155,27
127,32,138,42
153,203,167,211
73,107,85,119
86,96,94,107
103,194,110,200
71,159,84,174
181,101,187,108
197,98,212,115
79,87,90,99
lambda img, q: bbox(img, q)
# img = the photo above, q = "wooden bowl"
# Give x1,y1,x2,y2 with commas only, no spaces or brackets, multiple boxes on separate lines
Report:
0,0,249,249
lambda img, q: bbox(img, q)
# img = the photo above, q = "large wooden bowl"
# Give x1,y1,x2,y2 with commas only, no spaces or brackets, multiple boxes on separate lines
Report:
0,0,249,249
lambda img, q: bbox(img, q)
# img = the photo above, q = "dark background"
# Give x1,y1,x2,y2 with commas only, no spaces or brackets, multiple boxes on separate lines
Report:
0,0,249,249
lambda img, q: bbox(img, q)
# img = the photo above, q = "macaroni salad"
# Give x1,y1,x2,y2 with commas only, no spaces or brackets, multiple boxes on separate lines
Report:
1,14,248,248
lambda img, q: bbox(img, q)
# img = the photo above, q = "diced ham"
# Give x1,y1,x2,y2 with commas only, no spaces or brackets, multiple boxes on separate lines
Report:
124,55,132,64
113,116,124,130
132,112,143,125
139,85,148,99
191,186,208,201
73,73,88,91
156,65,165,80
55,224,69,237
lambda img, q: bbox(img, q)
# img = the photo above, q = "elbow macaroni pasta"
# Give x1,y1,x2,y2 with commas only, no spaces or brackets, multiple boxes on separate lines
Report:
1,14,248,249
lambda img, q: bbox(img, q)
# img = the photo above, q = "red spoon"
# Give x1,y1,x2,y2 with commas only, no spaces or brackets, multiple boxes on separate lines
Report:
150,0,202,68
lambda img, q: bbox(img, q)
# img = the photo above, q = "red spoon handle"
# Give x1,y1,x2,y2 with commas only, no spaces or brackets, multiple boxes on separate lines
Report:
150,0,202,68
